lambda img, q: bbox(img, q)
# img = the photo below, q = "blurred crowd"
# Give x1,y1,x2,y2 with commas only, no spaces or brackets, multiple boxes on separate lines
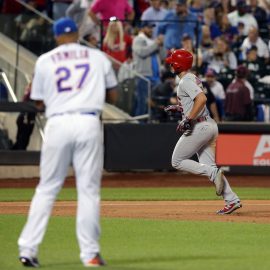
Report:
1,0,270,123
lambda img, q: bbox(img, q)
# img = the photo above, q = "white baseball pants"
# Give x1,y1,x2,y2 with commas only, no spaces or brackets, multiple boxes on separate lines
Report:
18,113,103,264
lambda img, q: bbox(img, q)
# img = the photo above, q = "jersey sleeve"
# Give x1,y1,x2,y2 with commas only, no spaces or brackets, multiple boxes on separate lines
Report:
182,78,203,100
30,59,44,101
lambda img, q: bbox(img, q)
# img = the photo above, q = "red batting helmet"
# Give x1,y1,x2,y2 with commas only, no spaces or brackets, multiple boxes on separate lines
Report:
166,49,193,73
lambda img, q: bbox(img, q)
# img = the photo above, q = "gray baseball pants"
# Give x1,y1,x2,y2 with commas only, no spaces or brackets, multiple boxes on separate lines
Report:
172,118,239,203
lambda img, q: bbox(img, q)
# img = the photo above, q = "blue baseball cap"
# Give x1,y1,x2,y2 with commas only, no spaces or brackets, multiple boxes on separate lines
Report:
53,17,78,37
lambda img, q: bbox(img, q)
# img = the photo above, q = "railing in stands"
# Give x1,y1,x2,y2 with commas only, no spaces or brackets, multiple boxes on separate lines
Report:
0,69,45,140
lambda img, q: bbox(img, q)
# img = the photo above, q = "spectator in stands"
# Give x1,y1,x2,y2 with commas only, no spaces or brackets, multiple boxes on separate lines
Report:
204,68,226,120
81,25,100,48
227,0,258,36
19,16,49,55
66,0,92,30
188,0,205,21
225,65,253,121
150,71,177,122
132,21,163,116
102,17,133,70
210,12,242,59
181,33,202,68
201,25,213,53
240,27,270,63
52,0,73,20
13,1,50,54
234,64,254,101
12,81,36,150
203,36,238,73
88,0,134,26
202,2,216,27
242,45,264,75
232,21,247,58
242,45,267,92
249,0,268,34
211,13,238,44
157,0,201,50
15,0,39,39
141,0,168,37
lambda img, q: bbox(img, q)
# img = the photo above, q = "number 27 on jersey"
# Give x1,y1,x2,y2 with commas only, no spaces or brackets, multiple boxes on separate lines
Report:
55,63,90,92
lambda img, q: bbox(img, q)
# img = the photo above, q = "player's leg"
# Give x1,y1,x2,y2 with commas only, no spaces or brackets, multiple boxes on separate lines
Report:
72,115,103,266
197,141,240,202
171,121,218,180
18,117,72,261
197,128,241,214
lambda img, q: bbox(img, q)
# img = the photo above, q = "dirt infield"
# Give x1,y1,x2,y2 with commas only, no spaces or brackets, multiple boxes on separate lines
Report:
1,172,270,223
1,200,270,224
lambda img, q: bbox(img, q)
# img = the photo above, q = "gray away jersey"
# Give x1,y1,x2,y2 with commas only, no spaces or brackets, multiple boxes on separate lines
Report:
176,72,210,118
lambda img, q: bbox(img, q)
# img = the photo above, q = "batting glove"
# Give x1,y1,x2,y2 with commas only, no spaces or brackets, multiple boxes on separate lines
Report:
164,105,183,114
176,117,193,135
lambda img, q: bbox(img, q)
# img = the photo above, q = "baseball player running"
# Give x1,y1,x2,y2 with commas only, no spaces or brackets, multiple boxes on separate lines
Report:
165,49,242,215
18,17,117,267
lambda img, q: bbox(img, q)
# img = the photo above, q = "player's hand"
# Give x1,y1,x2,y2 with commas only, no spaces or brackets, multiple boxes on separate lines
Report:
176,117,193,135
164,105,183,114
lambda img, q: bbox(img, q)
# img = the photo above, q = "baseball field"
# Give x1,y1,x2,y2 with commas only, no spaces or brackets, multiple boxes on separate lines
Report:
1,172,270,270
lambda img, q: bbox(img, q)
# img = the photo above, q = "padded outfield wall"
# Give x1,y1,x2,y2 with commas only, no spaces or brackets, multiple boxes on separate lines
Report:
0,121,269,175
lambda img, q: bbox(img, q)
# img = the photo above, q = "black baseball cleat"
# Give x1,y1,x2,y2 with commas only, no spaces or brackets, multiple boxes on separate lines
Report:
19,256,40,267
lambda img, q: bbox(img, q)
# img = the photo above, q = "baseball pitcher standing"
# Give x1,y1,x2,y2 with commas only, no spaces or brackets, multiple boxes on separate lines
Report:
165,49,242,215
18,18,117,268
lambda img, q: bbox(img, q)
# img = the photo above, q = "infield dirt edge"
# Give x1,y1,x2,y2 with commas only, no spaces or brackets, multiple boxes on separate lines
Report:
1,200,270,224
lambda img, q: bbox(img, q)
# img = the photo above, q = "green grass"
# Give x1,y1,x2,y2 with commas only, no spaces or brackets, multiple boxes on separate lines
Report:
0,187,270,201
0,215,270,270
1,187,270,270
